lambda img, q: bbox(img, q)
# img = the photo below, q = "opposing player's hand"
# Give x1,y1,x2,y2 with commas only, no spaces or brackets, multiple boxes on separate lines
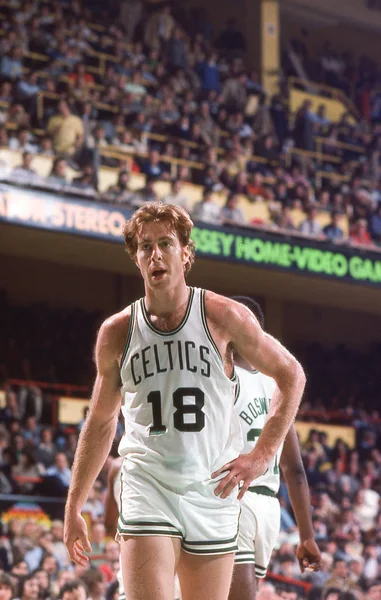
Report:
296,538,321,573
64,511,92,567
212,453,268,500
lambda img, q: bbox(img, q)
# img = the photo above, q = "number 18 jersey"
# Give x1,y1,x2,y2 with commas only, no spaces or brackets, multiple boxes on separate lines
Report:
119,287,243,490
234,365,282,494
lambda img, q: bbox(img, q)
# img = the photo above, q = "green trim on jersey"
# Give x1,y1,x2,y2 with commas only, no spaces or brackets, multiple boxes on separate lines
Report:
140,287,195,336
234,375,241,405
120,301,136,371
248,485,276,497
200,289,223,362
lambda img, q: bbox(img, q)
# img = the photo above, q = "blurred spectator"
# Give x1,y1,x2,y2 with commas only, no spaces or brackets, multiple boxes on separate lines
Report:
0,573,14,600
16,573,40,600
12,152,37,177
58,579,88,600
48,158,68,183
369,203,381,244
220,193,246,226
0,46,24,80
294,100,315,151
163,180,191,212
9,128,38,153
192,190,221,224
216,18,246,54
11,449,43,494
35,427,57,468
300,206,324,237
144,5,176,51
323,212,345,242
47,100,84,158
45,453,71,489
135,176,159,203
350,219,373,246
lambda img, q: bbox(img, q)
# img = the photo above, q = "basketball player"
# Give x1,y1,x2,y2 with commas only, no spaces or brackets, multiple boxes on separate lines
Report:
104,458,181,600
229,297,321,600
64,203,306,600
104,457,125,600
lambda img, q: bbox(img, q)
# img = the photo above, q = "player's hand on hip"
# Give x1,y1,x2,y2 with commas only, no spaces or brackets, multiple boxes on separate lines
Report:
64,511,92,567
296,539,321,573
212,453,268,500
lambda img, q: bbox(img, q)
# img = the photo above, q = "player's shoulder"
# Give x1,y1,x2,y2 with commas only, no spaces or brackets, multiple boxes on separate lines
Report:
204,290,252,329
96,304,134,359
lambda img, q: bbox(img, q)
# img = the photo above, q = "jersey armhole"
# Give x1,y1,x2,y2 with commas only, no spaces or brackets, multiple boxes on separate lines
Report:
234,372,241,405
200,289,223,363
120,302,136,372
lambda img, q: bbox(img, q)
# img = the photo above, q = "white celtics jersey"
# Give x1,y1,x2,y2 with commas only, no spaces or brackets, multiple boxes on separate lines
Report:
119,287,243,488
234,365,283,494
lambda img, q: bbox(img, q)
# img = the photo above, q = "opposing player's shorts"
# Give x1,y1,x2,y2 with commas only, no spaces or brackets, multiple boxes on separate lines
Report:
235,486,280,577
116,460,240,555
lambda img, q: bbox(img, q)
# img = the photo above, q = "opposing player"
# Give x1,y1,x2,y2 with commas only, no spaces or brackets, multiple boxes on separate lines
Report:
64,202,306,600
229,296,321,600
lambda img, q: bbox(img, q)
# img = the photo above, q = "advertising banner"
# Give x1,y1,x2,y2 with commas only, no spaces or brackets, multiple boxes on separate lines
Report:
1,185,380,286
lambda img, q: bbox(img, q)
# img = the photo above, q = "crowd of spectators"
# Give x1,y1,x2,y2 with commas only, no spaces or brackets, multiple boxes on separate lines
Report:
1,1,381,599
1,293,381,599
0,1,380,248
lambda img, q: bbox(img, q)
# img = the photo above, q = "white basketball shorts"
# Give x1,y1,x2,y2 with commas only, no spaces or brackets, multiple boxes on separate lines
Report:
235,486,280,577
116,460,240,555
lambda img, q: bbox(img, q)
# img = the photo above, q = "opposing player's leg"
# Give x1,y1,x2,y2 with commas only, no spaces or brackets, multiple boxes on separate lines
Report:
178,551,235,600
120,535,181,600
229,564,257,600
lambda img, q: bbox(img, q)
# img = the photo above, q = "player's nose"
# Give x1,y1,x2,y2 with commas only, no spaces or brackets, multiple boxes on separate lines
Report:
151,244,163,260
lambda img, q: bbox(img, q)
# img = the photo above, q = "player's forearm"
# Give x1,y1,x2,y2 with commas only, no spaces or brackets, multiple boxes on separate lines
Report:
249,366,305,464
283,466,314,542
66,413,117,512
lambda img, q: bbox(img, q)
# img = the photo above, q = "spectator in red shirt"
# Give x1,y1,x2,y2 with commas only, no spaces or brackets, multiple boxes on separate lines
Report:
350,219,373,246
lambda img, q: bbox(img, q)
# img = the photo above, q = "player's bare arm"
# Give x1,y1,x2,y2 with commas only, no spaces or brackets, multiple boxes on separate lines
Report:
64,310,130,566
280,426,321,573
207,293,306,499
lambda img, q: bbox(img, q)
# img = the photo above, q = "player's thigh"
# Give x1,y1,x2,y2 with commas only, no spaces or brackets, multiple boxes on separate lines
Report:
178,550,235,600
120,535,181,600
229,563,257,600
253,495,280,578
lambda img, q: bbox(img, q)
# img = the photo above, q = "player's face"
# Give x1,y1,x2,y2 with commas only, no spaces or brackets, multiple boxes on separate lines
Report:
135,221,189,290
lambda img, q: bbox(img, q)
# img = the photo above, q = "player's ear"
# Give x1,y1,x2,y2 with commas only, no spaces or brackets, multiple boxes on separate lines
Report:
134,254,142,271
181,244,190,266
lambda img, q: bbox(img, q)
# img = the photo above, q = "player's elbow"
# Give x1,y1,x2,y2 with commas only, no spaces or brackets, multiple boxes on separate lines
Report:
282,460,307,484
279,357,306,392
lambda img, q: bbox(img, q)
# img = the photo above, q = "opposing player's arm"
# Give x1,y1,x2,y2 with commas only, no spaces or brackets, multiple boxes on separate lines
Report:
280,426,321,572
211,296,306,499
104,458,122,537
64,312,129,565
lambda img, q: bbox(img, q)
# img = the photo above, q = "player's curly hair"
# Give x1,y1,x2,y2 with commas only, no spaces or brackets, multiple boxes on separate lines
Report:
123,202,196,276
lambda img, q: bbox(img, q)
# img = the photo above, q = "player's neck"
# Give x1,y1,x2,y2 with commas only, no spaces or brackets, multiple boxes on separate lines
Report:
234,356,257,372
144,282,190,317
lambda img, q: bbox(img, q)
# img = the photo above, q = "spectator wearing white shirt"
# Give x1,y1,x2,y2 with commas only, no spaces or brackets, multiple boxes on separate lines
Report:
9,128,38,153
299,206,323,237
220,193,246,226
192,190,221,224
163,180,190,212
